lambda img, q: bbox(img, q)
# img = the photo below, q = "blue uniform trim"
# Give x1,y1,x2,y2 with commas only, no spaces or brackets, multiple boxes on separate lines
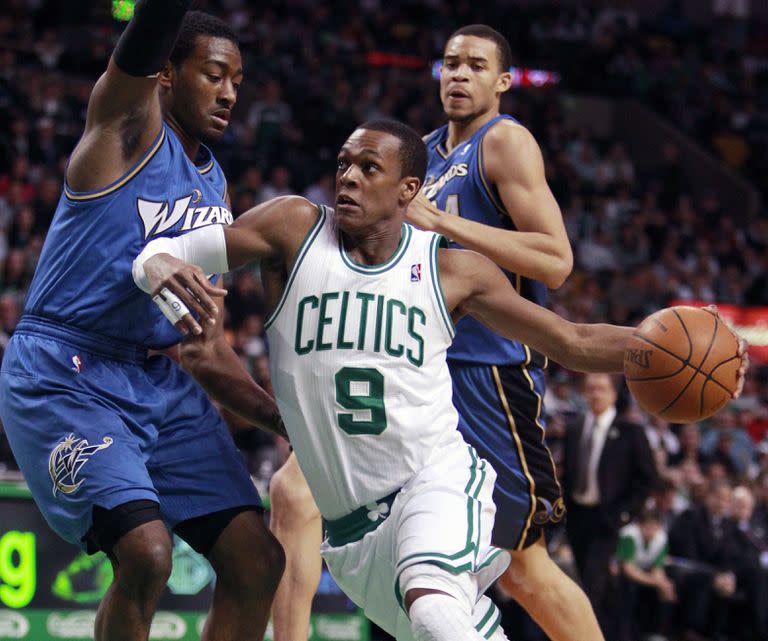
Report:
64,127,167,201
476,129,508,216
491,365,536,550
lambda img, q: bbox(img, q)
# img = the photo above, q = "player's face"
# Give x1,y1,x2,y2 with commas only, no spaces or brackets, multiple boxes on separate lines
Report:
440,36,511,123
170,36,243,144
335,129,420,234
584,374,617,415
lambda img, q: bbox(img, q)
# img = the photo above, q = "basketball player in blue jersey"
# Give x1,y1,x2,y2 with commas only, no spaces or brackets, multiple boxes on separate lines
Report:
408,24,604,641
0,4,285,641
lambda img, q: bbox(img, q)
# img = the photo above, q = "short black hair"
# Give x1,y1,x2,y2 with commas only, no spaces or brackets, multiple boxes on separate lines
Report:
169,11,238,66
448,24,512,72
358,119,427,181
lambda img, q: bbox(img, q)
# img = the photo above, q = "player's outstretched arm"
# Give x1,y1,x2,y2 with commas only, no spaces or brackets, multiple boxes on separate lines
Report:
67,0,193,192
408,122,573,288
132,196,320,334
179,284,287,439
439,247,632,372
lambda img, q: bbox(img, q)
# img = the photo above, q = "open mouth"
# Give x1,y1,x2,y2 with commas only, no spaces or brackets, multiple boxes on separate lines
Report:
448,89,470,100
336,194,359,208
211,111,230,126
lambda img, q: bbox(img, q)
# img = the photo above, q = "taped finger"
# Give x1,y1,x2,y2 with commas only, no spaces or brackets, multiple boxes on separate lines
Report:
153,287,190,325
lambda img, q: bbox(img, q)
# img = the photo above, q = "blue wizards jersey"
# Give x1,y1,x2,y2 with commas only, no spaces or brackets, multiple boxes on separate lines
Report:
424,114,547,366
23,124,231,349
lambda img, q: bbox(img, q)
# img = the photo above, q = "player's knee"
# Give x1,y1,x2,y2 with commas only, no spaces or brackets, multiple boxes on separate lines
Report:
221,523,285,597
269,459,319,526
499,544,562,601
400,563,475,615
408,592,473,641
116,536,173,595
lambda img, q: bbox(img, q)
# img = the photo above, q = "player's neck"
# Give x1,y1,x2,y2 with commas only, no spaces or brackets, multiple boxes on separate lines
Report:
445,109,499,152
165,116,201,161
341,220,403,267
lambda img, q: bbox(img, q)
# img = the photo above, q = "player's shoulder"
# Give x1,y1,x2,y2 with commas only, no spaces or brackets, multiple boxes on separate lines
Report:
483,118,542,177
266,195,321,219
437,245,493,280
484,117,536,152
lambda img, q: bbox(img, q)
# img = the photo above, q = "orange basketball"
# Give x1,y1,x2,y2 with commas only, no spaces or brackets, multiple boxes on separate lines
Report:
624,306,741,422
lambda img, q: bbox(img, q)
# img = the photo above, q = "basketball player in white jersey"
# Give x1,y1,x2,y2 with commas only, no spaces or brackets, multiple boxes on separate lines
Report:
132,120,745,641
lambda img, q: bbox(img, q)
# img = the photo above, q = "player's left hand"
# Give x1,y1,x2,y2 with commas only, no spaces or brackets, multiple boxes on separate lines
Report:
706,305,749,399
406,193,443,231
144,254,227,336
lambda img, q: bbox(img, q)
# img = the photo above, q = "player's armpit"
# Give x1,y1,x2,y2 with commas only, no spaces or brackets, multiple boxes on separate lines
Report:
68,1,193,192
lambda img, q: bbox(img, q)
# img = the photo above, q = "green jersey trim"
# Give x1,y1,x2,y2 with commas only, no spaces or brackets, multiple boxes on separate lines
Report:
339,223,412,274
392,447,487,609
264,205,325,330
429,234,456,339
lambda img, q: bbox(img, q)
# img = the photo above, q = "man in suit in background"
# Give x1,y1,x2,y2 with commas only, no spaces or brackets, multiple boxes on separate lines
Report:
564,373,657,634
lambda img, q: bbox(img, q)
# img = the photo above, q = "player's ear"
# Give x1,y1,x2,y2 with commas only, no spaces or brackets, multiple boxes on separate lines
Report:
400,176,421,203
496,71,512,94
157,62,174,90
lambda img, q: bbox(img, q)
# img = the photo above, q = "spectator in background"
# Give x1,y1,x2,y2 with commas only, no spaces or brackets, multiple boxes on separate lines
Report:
645,416,681,462
668,480,756,640
616,507,676,641
669,423,705,468
563,373,657,637
260,165,292,201
303,173,334,208
246,78,291,164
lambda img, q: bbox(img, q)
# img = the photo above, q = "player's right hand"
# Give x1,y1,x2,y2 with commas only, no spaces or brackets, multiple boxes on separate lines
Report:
706,305,749,399
144,254,227,336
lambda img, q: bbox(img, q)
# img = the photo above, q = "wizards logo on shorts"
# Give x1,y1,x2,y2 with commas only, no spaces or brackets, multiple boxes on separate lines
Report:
48,434,113,497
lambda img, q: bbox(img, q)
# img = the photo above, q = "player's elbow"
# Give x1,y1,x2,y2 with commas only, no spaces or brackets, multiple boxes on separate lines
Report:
544,252,573,289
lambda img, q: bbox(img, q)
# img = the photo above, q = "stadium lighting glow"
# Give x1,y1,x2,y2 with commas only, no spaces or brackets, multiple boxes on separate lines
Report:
431,61,560,88
112,0,135,21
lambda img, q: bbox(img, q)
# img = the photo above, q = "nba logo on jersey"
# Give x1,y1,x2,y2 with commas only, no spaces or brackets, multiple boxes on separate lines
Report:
410,263,421,282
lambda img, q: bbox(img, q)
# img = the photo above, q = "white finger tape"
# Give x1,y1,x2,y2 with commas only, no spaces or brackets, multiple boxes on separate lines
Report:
153,287,190,325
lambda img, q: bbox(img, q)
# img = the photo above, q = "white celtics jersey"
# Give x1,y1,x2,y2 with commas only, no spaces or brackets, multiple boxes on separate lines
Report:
265,206,464,519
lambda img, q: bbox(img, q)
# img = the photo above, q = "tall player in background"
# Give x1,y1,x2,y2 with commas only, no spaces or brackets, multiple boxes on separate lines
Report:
0,4,285,641
407,25,606,641
133,119,652,641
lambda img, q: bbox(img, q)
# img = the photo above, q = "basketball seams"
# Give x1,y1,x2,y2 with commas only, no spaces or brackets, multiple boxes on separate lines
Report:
671,308,694,363
626,307,739,422
657,312,719,418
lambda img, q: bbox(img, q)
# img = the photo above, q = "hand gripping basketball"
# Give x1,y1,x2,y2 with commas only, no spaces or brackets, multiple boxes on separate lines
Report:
624,305,749,422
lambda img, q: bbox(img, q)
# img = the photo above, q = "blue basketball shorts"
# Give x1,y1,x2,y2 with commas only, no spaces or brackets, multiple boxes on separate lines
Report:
449,360,564,550
0,317,260,550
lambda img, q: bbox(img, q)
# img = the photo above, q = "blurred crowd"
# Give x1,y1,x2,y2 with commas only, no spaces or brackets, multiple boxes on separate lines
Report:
1,1,768,640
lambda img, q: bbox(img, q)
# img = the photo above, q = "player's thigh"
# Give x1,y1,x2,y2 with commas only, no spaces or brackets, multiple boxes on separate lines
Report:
0,336,158,547
394,441,509,608
269,452,320,526
321,512,415,641
449,362,564,550
147,357,261,535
